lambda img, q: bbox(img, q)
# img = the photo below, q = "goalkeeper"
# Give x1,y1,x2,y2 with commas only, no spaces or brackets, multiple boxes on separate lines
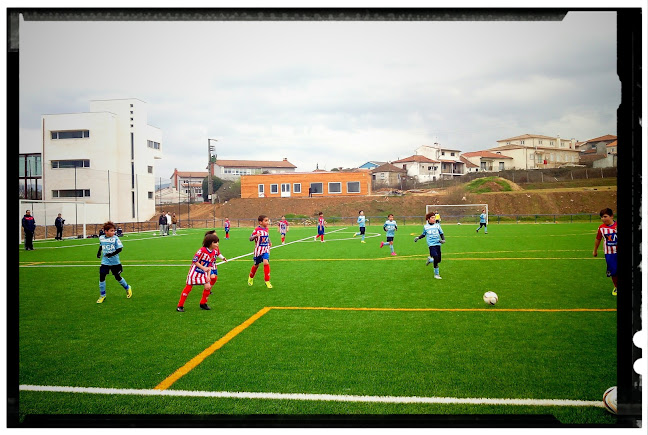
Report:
414,212,445,280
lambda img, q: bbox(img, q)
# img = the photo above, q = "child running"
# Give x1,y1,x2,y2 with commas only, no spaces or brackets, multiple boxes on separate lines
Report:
353,210,367,243
315,212,326,242
476,209,488,234
593,207,618,296
249,215,273,288
414,212,446,279
278,215,289,244
176,231,226,312
224,217,231,239
96,221,132,303
380,214,398,255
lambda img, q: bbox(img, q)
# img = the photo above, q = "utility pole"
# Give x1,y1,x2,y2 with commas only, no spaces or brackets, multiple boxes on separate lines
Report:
208,138,218,204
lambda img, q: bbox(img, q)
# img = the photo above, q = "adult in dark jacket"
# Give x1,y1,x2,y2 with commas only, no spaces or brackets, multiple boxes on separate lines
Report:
22,210,36,250
159,211,167,236
55,213,65,240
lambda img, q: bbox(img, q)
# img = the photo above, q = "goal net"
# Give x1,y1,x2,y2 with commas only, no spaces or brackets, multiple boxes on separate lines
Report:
425,204,488,225
19,199,87,244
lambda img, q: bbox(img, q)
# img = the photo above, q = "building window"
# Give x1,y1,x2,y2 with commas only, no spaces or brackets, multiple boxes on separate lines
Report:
270,184,279,194
51,159,90,169
328,182,342,194
499,162,505,171
258,184,264,195
402,165,407,170
347,181,361,193
51,130,89,139
441,151,445,156
52,189,90,198
310,182,323,194
293,183,301,194
148,191,153,199
147,140,161,150
539,140,543,145
480,162,487,170
450,152,455,156
550,141,555,146
148,166,153,174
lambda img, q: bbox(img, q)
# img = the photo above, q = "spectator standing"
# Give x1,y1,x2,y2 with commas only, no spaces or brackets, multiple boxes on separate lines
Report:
55,213,65,240
171,212,178,235
166,211,172,235
22,210,36,250
159,211,167,236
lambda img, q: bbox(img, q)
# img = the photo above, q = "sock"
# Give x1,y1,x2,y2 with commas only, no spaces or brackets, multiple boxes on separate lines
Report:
118,278,128,289
612,276,618,288
178,284,192,307
390,244,394,253
264,264,270,281
361,234,365,241
282,236,285,243
210,275,218,285
99,281,106,297
200,288,210,304
321,235,324,241
434,267,439,275
250,265,258,278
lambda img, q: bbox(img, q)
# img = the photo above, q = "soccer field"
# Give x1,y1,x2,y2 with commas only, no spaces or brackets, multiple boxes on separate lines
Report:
15,222,618,426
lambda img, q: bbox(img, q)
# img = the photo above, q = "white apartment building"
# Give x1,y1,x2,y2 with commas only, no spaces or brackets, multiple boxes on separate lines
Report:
42,98,162,224
488,134,581,169
415,144,465,178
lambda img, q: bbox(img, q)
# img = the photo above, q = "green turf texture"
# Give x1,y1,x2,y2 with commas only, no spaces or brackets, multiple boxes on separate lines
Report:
17,222,617,424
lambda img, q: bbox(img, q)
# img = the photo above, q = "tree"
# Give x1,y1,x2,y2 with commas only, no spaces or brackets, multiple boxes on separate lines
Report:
202,176,224,201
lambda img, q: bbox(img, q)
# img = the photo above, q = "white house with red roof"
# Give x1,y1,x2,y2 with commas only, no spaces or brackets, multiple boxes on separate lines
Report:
212,158,297,180
461,150,514,172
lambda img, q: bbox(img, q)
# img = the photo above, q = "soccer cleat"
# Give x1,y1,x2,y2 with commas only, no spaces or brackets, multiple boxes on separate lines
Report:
248,277,254,286
200,304,211,310
176,306,185,312
352,233,357,238
360,241,366,243
126,286,132,298
612,287,617,296
265,281,273,289
425,257,433,266
485,231,488,234
476,229,479,232
434,275,442,280
380,242,384,248
391,252,397,256
96,296,106,304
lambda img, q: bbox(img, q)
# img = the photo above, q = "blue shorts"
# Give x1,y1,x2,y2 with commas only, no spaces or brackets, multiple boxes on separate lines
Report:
428,245,442,262
318,228,325,236
358,227,365,235
386,236,394,242
253,253,270,265
605,253,617,277
280,232,286,236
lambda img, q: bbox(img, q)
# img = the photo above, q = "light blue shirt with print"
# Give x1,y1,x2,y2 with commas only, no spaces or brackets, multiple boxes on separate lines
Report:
357,215,366,227
422,223,444,246
383,220,398,237
99,235,123,266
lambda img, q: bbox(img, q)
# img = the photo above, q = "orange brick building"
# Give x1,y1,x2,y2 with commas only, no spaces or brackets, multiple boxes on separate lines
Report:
240,171,372,198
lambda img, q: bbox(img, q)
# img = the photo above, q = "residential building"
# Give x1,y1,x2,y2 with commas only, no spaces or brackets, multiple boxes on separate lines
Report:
496,134,578,151
169,169,207,202
213,158,297,180
42,98,162,223
578,134,617,155
240,171,372,199
370,163,407,188
392,155,441,182
358,161,387,170
19,153,43,199
487,144,580,169
460,156,480,173
606,140,617,155
461,151,514,172
415,144,465,178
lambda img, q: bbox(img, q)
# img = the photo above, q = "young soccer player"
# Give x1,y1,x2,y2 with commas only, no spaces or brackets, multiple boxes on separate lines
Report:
380,214,398,255
224,217,230,239
476,209,488,234
278,215,289,244
249,215,273,288
176,232,226,312
593,208,617,296
96,221,132,303
315,212,326,242
353,210,367,243
414,212,446,279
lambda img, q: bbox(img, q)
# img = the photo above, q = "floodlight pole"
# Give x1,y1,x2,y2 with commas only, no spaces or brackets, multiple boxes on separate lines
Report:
208,138,218,204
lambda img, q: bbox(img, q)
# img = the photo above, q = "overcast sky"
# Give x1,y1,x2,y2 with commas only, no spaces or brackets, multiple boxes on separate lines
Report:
18,11,620,177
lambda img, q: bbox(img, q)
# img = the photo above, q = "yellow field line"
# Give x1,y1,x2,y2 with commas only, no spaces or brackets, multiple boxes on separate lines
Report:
269,307,616,313
154,306,272,391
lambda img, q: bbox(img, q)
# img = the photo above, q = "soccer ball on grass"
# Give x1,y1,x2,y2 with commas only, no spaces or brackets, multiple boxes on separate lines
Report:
602,386,617,414
483,291,498,305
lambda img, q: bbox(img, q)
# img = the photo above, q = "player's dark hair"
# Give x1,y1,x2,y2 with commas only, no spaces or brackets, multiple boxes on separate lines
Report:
600,208,614,217
205,229,216,236
103,221,116,231
359,210,363,214
203,233,219,247
258,215,267,222
319,212,323,216
425,212,435,221
388,213,394,218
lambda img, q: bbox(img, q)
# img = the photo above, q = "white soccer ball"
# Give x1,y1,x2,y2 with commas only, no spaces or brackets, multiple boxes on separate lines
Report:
483,291,498,305
457,222,462,225
602,386,617,414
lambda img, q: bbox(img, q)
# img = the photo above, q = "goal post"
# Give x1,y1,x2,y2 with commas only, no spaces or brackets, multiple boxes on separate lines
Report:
19,199,87,245
425,204,488,225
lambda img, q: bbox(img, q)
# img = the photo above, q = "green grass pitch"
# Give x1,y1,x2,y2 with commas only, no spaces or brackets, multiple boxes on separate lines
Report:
16,222,618,425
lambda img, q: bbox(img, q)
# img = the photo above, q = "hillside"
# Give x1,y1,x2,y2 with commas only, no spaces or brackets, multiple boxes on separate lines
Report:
159,177,617,221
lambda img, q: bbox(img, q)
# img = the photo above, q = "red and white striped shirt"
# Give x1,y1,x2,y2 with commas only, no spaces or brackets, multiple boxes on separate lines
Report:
318,216,325,230
596,221,617,255
186,246,219,285
252,226,271,257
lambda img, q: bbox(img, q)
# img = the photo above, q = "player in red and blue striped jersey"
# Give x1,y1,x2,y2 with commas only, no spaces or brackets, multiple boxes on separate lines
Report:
248,215,273,288
278,216,289,244
315,212,326,242
593,208,617,295
176,232,226,312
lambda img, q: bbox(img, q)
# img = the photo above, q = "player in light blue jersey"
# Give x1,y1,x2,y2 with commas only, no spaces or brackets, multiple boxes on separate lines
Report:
476,208,488,234
380,214,398,255
414,212,445,279
96,221,132,303
353,210,367,243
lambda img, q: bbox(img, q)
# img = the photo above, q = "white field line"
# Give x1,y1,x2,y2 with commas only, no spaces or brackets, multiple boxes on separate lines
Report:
18,385,604,408
21,233,188,250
